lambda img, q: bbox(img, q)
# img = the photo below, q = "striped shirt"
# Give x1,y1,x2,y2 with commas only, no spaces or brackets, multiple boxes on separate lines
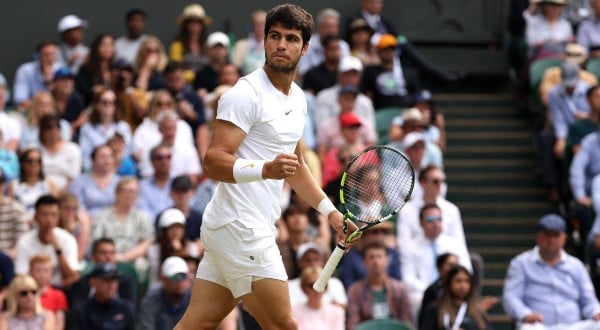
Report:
0,197,28,253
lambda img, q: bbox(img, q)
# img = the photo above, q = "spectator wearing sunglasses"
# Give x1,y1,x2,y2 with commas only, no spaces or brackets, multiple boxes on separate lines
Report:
1,274,55,330
401,203,472,318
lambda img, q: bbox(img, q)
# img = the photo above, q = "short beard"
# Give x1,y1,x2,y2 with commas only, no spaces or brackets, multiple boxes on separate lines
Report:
265,57,299,74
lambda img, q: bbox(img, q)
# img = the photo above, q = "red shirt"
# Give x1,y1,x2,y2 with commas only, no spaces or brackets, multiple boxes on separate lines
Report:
40,286,68,312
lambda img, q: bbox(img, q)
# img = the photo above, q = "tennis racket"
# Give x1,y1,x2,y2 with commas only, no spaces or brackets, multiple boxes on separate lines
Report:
313,145,415,292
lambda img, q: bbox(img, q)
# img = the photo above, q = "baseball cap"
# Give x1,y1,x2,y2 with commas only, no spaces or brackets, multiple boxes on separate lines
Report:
376,34,398,49
53,67,74,81
561,60,580,87
296,242,326,260
207,32,230,48
171,175,193,191
58,15,88,33
565,43,587,65
403,132,426,149
89,263,121,279
537,214,566,233
340,112,362,128
158,208,186,228
413,90,433,103
338,56,363,73
161,256,189,280
402,108,426,125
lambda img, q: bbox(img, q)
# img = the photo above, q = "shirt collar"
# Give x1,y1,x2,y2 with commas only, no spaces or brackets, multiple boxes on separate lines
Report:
531,245,567,265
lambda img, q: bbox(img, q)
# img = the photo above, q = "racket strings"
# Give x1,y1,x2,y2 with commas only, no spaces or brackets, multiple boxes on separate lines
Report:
342,148,414,223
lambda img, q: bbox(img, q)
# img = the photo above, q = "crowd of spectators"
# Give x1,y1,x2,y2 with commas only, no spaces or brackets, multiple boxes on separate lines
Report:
1,0,600,329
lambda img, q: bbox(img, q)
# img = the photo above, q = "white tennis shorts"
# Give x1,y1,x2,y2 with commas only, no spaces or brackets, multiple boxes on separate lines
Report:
196,220,288,298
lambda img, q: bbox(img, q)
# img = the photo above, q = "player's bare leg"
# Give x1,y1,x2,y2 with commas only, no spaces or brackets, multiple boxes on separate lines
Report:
241,278,297,330
174,278,239,330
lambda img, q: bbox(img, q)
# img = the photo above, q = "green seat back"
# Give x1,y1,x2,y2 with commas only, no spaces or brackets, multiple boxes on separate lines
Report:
356,318,413,330
375,107,405,144
586,58,600,80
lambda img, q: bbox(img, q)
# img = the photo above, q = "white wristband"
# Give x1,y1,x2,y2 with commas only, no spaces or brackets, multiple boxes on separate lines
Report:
317,197,337,216
233,159,265,183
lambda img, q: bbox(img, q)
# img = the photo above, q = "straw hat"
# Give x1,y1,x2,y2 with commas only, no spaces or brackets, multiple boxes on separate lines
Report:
177,4,212,26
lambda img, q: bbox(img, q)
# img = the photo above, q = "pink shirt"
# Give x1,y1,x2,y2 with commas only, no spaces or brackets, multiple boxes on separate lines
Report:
292,302,345,330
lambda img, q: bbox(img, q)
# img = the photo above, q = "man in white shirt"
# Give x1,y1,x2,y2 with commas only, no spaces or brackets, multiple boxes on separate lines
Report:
401,203,472,316
56,15,89,74
0,73,21,151
14,195,79,287
114,8,148,65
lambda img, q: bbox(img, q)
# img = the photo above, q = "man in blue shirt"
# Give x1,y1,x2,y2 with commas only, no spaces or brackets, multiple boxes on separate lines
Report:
13,42,61,110
503,214,600,329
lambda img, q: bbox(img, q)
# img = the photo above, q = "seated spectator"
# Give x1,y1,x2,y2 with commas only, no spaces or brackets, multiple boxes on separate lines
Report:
132,90,194,165
75,33,115,105
288,242,347,308
361,34,416,109
316,92,376,163
69,145,120,216
20,91,71,150
0,131,19,182
401,204,472,316
39,114,81,193
114,8,148,66
231,10,267,75
56,15,89,74
565,85,600,168
0,274,55,329
577,0,600,57
137,145,174,219
91,177,154,279
0,169,27,258
65,238,138,310
313,56,375,129
110,59,149,132
418,252,459,328
168,4,212,83
163,62,209,159
139,111,202,180
15,195,79,287
346,241,413,330
390,90,446,152
277,204,321,278
13,41,61,111
167,175,203,250
29,254,68,330
298,8,350,77
148,209,200,291
503,214,600,329
78,87,132,171
0,251,15,306
389,109,444,169
107,133,137,176
9,149,57,222
421,265,491,330
0,73,22,151
341,222,402,290
292,266,345,330
133,35,167,92
49,67,87,134
137,256,192,329
539,43,597,105
302,36,342,95
58,193,91,263
525,0,573,61
346,18,378,67
66,263,135,330
193,31,230,99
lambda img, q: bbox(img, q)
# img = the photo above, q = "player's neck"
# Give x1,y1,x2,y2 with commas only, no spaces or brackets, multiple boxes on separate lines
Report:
263,65,294,95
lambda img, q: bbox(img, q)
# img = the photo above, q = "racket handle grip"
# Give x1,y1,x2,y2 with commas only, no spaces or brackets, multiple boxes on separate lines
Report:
313,245,345,293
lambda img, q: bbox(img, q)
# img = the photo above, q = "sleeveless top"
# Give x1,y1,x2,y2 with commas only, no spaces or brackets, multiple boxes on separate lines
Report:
7,313,46,330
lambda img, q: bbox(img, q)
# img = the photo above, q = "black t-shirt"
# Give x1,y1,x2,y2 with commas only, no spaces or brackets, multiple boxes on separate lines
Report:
193,66,219,93
302,63,337,94
361,65,413,110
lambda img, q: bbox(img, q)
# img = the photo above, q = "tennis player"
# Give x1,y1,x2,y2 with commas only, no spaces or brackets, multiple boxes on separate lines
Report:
174,4,358,330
